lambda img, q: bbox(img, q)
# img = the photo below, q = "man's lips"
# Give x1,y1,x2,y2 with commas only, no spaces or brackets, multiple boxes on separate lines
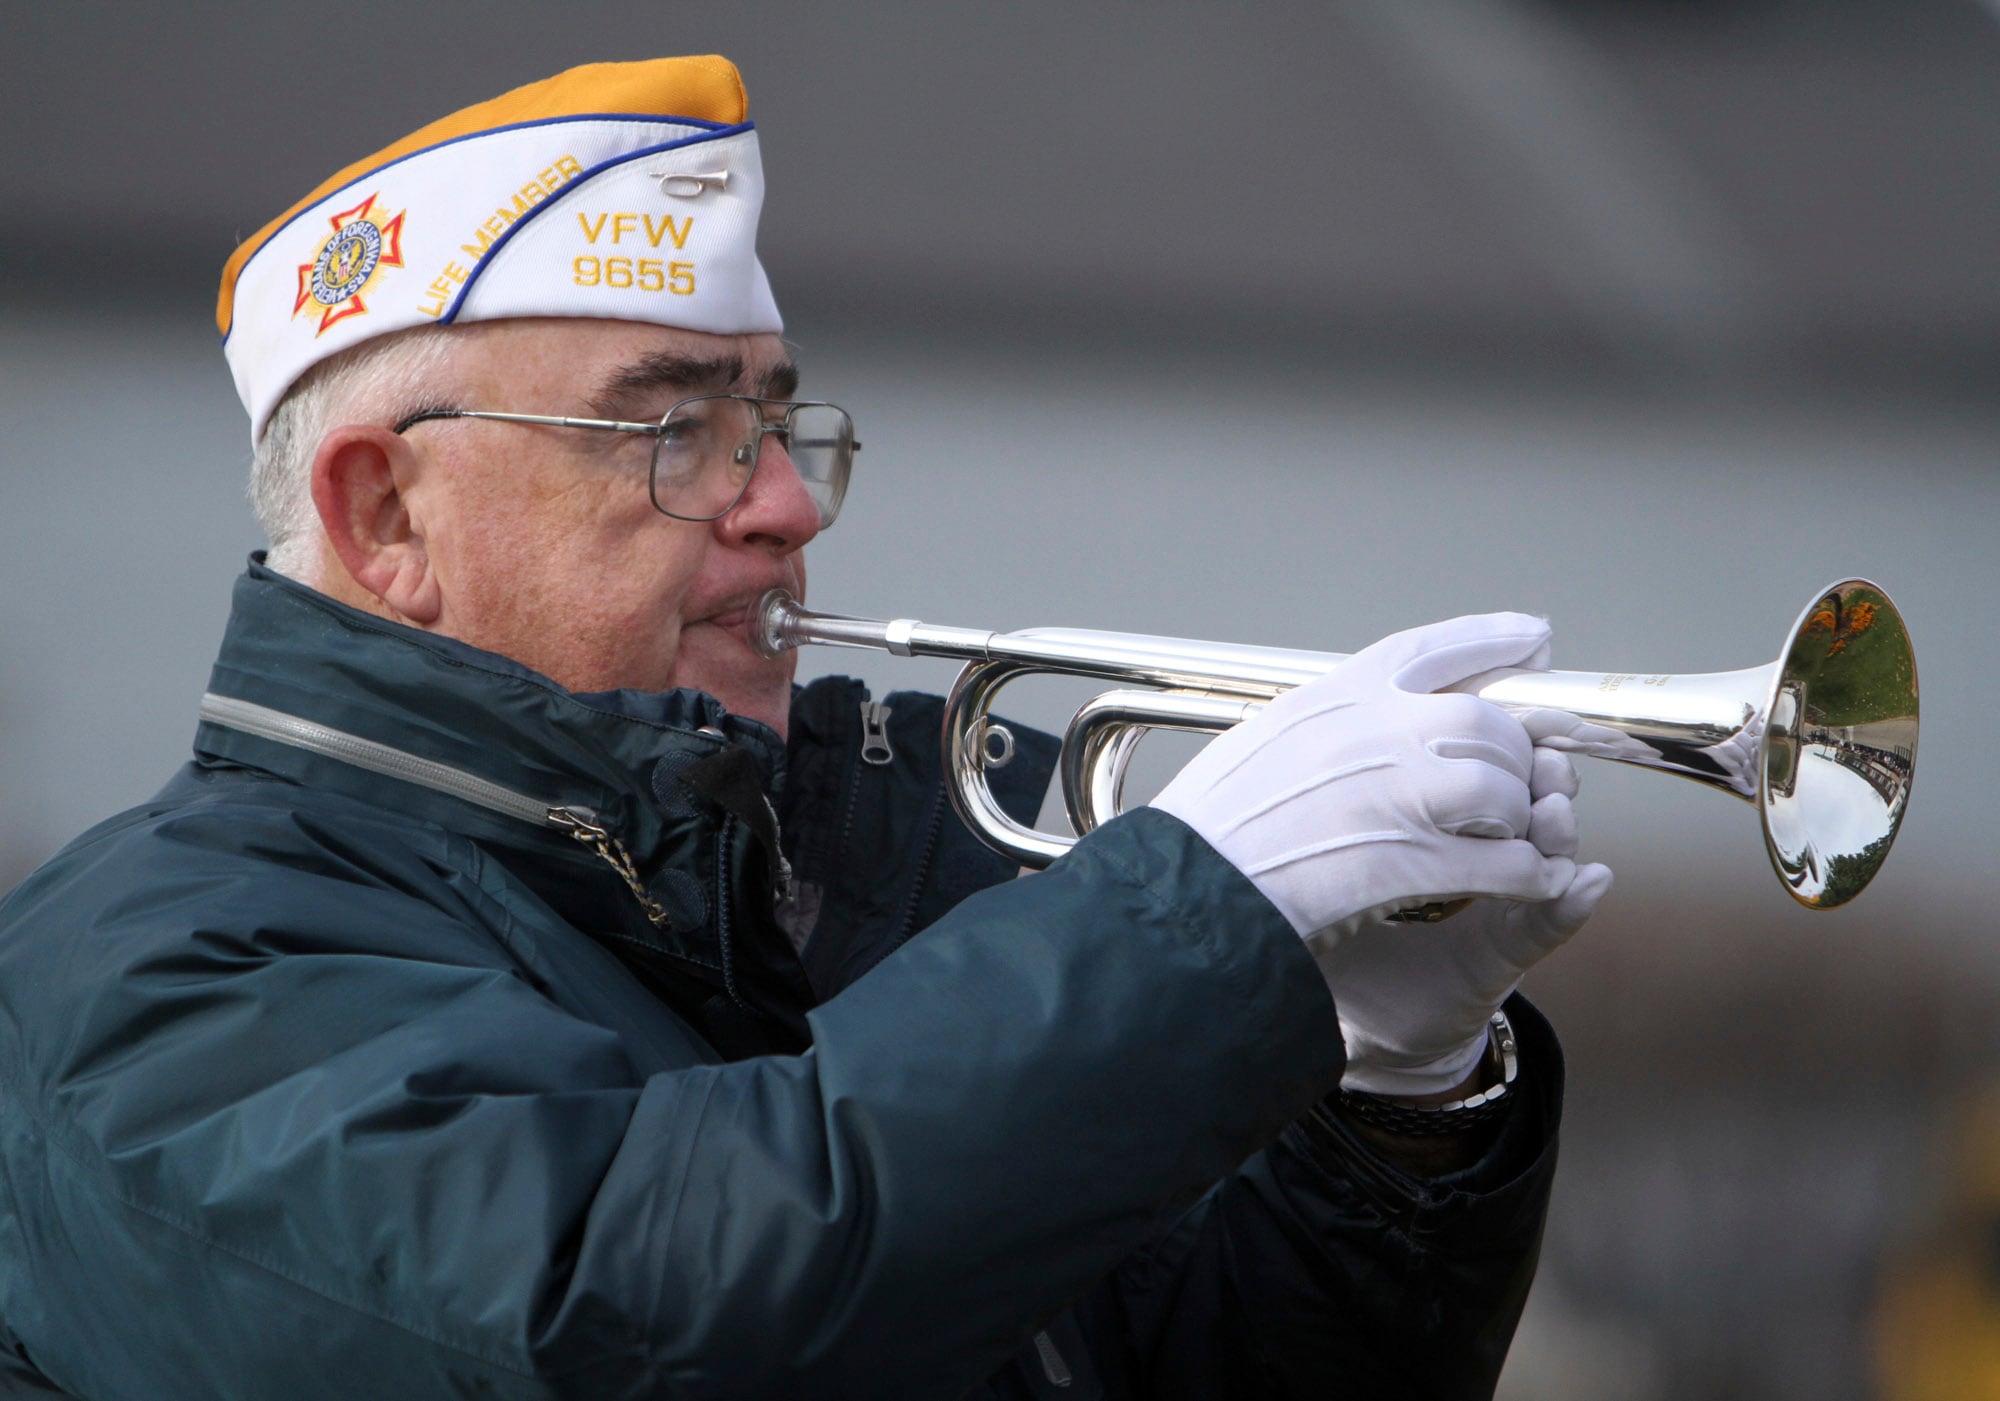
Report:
707,579,797,624
691,584,798,645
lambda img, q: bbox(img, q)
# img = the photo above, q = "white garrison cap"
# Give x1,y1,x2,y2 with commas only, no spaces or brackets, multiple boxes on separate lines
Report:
218,56,782,442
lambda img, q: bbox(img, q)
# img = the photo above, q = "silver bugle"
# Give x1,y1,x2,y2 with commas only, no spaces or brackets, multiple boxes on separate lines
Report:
754,581,1917,910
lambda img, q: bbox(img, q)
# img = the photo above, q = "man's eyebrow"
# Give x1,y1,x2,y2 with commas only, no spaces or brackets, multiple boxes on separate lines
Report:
587,352,804,416
588,352,743,417
758,360,800,401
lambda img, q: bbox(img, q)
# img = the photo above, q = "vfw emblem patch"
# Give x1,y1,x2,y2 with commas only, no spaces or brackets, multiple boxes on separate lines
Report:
293,193,406,335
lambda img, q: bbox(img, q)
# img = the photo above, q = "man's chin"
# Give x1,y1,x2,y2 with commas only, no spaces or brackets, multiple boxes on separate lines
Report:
714,684,793,738
668,631,796,736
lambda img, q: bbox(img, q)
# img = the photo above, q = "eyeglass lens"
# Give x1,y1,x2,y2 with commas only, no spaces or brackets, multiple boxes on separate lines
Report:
649,397,853,527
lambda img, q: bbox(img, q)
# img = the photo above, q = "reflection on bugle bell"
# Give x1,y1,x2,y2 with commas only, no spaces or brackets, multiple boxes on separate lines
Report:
754,580,1918,910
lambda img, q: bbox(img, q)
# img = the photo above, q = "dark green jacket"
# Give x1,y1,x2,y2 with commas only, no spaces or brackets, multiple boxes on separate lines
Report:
0,563,1562,1399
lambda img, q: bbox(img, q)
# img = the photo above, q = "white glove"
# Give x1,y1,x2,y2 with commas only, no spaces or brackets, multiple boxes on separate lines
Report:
1322,741,1613,1096
1151,612,1575,945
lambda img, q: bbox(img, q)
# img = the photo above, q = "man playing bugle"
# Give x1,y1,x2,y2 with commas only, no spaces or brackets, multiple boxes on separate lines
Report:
0,57,1609,1399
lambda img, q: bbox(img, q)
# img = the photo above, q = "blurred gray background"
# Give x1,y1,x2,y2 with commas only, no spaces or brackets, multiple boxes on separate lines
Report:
4,3,1997,1397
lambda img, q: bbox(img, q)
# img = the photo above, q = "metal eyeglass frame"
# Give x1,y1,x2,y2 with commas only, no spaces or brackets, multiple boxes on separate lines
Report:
393,394,859,526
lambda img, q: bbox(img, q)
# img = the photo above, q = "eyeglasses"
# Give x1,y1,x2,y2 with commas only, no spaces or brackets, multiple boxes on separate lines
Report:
394,394,858,527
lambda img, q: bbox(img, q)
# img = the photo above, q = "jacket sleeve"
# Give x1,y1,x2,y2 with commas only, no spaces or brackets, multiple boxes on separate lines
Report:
0,799,1348,1401
1058,995,1561,1401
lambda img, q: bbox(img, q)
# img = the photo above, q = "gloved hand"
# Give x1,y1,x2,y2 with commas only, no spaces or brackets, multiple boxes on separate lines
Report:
1151,612,1575,945
1320,740,1613,1096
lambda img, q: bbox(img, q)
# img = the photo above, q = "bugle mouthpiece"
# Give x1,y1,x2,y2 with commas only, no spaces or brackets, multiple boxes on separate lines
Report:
751,589,804,659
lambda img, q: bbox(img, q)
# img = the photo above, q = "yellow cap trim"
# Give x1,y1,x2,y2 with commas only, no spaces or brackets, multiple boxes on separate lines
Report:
216,56,747,337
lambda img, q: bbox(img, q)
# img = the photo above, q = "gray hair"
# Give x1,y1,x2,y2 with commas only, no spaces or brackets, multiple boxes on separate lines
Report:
249,325,457,579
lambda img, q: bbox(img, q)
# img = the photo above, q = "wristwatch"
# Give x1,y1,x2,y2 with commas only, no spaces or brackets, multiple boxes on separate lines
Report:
1330,1010,1519,1137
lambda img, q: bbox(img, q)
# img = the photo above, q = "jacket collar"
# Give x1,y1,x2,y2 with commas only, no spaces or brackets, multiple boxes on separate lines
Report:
196,558,786,901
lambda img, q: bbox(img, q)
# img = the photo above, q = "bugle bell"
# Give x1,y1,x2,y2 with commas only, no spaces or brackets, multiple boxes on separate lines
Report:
754,580,1917,910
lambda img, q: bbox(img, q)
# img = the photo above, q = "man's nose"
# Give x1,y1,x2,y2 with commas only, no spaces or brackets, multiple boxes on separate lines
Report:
715,433,822,552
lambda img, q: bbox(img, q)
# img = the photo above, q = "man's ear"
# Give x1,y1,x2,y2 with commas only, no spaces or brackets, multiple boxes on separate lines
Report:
310,425,443,625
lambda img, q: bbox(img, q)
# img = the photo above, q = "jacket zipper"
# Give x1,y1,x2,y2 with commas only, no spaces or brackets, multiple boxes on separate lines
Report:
891,785,950,948
199,692,675,929
827,694,879,875
712,814,742,1008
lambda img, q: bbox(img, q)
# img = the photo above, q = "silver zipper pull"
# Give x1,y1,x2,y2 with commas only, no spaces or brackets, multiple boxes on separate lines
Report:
1032,1330,1073,1388
860,701,895,766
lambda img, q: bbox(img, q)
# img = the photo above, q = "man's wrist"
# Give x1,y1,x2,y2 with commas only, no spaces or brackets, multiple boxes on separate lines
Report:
1331,1107,1499,1176
1295,998,1560,1191
1332,1011,1518,1142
